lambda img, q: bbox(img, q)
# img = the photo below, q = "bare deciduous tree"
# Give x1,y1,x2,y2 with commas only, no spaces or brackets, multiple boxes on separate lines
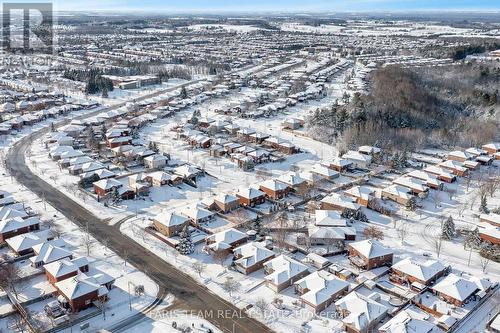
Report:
363,226,384,241
191,261,207,278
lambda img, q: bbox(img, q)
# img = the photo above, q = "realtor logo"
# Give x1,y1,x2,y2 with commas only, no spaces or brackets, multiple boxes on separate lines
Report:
2,2,53,53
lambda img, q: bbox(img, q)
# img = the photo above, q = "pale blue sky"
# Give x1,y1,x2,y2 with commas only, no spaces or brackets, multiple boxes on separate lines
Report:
5,0,500,13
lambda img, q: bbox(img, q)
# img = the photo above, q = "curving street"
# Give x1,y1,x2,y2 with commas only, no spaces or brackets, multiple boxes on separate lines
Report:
5,85,274,333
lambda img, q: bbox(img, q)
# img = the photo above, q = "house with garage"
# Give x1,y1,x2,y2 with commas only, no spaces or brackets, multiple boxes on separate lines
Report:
406,170,442,190
205,228,248,254
259,179,291,200
390,258,447,290
438,160,468,177
213,193,240,213
55,275,110,312
0,216,40,243
320,193,361,213
6,229,55,255
236,187,267,207
310,164,340,180
263,254,310,292
295,270,349,313
277,172,306,191
233,241,275,275
478,222,500,245
381,184,413,205
153,212,189,237
379,307,439,333
144,154,168,169
423,166,456,183
44,257,89,284
348,239,393,270
342,150,372,169
392,176,429,196
430,273,492,307
181,204,215,226
447,150,473,163
325,158,353,173
335,291,388,333
482,143,500,155
30,241,73,268
344,186,374,207
314,210,347,227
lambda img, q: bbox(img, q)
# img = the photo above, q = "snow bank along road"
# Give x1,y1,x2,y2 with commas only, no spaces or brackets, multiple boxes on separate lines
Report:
5,86,274,333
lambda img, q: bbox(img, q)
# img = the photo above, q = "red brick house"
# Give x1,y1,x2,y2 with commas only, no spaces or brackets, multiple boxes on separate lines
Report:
153,212,189,237
431,273,491,307
0,216,40,243
390,258,447,287
236,187,266,207
348,240,393,270
213,194,240,213
259,180,291,200
44,257,89,284
233,242,275,275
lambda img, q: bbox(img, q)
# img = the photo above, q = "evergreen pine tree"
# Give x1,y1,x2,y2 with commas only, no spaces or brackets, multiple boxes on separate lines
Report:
479,195,489,214
465,228,481,250
176,226,194,255
441,216,455,240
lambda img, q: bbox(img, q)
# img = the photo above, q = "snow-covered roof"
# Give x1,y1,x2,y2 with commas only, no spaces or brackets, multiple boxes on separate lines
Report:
0,215,38,233
259,179,289,192
44,257,88,278
335,291,388,331
237,187,266,199
154,212,189,227
349,239,393,259
55,275,101,300
431,273,491,302
277,172,305,187
180,204,215,222
344,186,374,200
379,307,437,333
93,178,122,191
321,193,360,211
310,164,339,178
6,229,53,253
264,254,309,285
392,258,446,283
206,228,247,246
31,240,72,265
214,193,239,204
315,210,347,227
233,242,275,269
296,271,349,306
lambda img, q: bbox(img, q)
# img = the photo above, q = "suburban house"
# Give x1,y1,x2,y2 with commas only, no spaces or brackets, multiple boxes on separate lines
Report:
342,150,372,169
406,170,442,190
390,258,447,289
259,180,291,200
431,273,492,307
379,307,438,333
0,216,40,243
54,275,110,312
314,210,348,227
343,186,374,207
335,291,388,333
348,239,393,270
295,270,349,313
213,193,240,213
482,143,500,155
478,223,500,245
310,164,340,180
381,184,413,205
448,150,473,162
5,229,55,255
30,241,73,268
144,154,168,169
277,172,306,190
180,204,215,226
93,178,135,200
236,187,266,207
233,241,275,274
263,254,310,292
438,160,468,177
44,257,90,284
325,158,352,172
320,193,361,213
205,228,248,254
308,225,356,245
423,166,456,183
480,214,500,227
392,176,429,196
153,212,189,237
